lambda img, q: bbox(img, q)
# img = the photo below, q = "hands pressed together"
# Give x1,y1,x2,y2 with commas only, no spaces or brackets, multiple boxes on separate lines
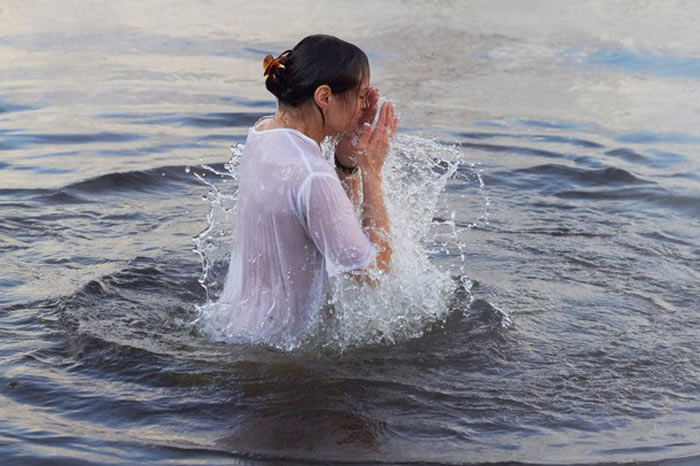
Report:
335,88,398,179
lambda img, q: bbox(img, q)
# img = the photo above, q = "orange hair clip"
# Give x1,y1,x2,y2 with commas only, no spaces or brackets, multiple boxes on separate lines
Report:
262,50,290,77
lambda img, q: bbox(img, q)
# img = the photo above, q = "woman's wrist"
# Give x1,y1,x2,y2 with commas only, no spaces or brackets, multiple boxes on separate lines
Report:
335,155,359,175
361,170,382,194
360,165,381,180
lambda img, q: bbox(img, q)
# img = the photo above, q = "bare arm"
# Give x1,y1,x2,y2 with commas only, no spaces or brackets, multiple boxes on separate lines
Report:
334,86,377,210
356,101,397,274
335,89,397,277
336,169,362,208
360,170,391,272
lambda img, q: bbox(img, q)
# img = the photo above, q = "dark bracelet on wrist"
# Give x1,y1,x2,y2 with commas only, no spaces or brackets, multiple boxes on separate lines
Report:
335,156,359,175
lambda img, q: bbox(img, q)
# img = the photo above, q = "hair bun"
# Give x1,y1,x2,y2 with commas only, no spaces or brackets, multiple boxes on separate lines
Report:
264,50,293,101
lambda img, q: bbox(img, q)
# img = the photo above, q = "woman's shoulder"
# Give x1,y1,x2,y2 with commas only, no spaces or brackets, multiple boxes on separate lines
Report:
249,124,318,155
249,129,331,169
252,116,277,132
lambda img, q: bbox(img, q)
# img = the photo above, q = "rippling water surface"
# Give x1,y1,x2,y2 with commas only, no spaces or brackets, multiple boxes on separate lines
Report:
2,1,700,464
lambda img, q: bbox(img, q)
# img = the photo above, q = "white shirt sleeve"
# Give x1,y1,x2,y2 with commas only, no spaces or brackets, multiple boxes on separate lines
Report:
299,172,376,277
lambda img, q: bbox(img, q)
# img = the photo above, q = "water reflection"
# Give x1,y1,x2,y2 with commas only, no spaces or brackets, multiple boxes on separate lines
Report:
2,0,700,464
219,369,383,458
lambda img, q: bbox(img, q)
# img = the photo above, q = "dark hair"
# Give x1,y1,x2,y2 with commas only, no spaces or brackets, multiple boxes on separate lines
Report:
265,34,369,107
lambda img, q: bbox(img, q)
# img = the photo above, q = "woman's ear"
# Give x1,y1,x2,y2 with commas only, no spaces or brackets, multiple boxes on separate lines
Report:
313,84,331,111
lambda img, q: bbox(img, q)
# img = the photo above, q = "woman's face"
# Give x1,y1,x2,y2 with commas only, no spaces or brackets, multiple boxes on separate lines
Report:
327,75,370,135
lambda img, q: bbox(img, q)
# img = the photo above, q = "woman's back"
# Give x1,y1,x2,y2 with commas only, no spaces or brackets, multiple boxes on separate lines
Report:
219,119,375,346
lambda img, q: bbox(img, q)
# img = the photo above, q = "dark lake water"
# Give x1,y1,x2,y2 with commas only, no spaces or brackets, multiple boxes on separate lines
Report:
2,1,700,464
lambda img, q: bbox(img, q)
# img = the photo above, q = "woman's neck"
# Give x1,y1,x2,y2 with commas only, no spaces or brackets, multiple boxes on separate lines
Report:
268,104,324,145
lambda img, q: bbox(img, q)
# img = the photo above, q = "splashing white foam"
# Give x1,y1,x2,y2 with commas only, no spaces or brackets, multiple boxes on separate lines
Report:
193,133,489,352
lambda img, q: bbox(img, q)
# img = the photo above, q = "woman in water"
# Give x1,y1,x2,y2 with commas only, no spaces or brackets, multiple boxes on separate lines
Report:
218,34,397,347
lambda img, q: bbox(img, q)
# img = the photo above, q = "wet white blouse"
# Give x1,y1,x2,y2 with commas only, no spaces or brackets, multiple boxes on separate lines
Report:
219,119,376,346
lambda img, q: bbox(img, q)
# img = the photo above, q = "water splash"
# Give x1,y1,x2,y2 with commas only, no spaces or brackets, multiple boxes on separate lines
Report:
191,144,242,304
193,134,491,351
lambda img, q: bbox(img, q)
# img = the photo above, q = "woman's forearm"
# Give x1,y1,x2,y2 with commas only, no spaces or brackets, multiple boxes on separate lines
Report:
336,168,362,208
361,173,391,273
